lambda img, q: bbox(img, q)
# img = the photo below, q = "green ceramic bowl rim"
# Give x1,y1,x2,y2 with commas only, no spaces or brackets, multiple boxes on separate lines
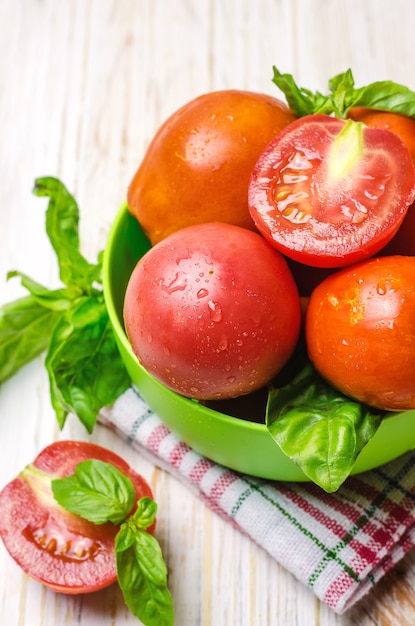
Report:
102,202,272,433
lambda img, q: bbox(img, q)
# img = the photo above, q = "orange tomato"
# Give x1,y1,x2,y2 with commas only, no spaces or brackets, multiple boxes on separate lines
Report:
127,90,296,245
306,256,415,412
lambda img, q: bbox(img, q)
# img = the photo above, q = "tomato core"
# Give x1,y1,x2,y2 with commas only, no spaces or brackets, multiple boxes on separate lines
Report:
327,119,364,178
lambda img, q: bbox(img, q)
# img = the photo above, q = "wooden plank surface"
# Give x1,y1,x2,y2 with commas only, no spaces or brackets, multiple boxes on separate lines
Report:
1,1,415,624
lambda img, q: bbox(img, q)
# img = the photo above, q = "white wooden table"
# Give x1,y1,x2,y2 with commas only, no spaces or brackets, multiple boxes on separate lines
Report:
1,1,415,624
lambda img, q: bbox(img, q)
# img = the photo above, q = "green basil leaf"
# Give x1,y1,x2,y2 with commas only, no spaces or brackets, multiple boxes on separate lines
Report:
272,66,415,119
348,80,415,117
51,459,136,524
33,177,102,292
116,522,136,552
7,270,82,311
266,361,384,492
116,502,174,626
328,68,356,95
0,295,58,383
272,66,333,116
327,69,358,117
45,295,130,432
130,496,158,531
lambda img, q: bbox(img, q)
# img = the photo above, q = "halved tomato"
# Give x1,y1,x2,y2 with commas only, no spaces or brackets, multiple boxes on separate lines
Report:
248,114,415,268
0,441,154,594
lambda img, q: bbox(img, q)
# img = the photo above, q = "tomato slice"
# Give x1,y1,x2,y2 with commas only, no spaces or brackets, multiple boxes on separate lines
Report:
0,441,154,594
248,114,415,268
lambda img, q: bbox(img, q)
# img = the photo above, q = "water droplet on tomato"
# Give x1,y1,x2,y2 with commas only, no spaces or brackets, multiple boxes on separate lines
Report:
218,336,229,350
197,288,209,299
208,300,222,322
376,279,387,295
160,271,188,294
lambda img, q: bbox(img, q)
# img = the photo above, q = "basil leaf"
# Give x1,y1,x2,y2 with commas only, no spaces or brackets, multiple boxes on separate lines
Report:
116,499,174,626
266,361,384,492
7,270,82,311
2,177,131,432
327,69,358,117
33,177,101,292
272,66,415,119
349,80,415,117
0,295,58,383
51,458,173,624
52,459,136,524
131,496,159,531
45,296,130,432
272,66,332,116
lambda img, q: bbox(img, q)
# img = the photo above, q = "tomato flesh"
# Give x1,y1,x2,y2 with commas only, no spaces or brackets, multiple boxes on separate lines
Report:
124,222,301,400
0,441,154,594
305,256,415,411
248,114,415,268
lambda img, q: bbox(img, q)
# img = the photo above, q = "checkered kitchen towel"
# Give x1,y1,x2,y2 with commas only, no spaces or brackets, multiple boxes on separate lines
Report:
99,386,415,614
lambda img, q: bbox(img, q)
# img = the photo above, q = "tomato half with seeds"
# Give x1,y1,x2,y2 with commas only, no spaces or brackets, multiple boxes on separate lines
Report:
306,256,415,411
248,114,415,268
0,441,154,594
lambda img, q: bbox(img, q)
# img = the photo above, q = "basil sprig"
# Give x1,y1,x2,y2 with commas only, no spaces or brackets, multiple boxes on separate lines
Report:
0,177,130,432
266,355,385,492
52,460,174,626
51,458,136,524
272,66,415,119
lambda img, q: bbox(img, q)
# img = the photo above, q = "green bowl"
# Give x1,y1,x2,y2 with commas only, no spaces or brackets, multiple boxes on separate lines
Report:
103,204,415,481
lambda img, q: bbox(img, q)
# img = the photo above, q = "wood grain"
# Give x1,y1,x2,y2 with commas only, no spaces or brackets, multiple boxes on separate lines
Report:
1,1,415,624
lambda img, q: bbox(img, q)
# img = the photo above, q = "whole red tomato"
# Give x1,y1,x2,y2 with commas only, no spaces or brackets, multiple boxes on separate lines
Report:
248,114,415,268
305,256,415,411
127,90,296,245
124,222,301,400
0,441,154,594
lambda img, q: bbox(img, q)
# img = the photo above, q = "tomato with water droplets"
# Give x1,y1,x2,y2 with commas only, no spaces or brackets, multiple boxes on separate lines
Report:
124,222,301,400
127,90,296,245
306,256,415,411
0,441,154,594
248,114,415,268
